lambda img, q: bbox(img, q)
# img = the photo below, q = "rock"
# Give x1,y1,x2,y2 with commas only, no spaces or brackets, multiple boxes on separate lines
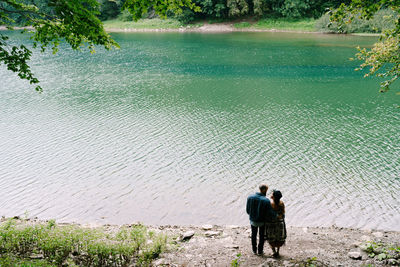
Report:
29,254,44,259
224,244,239,249
372,232,383,238
283,260,291,266
348,251,362,260
260,258,277,266
202,224,213,230
387,259,398,265
302,227,308,233
351,241,361,248
153,258,168,266
226,225,240,229
181,231,195,241
204,230,220,237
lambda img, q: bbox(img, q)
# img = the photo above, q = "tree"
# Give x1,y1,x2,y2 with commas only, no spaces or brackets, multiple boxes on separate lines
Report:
331,0,399,93
0,0,197,91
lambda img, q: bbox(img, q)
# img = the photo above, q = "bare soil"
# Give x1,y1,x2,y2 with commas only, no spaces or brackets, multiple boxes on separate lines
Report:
147,224,399,266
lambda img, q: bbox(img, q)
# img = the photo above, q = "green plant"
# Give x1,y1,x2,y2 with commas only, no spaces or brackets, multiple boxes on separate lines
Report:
360,241,400,262
234,22,251,28
0,219,169,267
231,253,241,267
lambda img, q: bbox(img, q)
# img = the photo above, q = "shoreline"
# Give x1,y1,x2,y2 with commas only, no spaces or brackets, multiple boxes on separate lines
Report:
2,217,399,266
0,24,380,36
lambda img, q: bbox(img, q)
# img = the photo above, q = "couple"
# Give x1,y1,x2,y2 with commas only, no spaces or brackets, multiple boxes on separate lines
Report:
246,184,286,257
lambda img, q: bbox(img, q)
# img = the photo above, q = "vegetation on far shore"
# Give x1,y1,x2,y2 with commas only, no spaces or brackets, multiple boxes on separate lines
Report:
0,218,169,267
102,10,397,34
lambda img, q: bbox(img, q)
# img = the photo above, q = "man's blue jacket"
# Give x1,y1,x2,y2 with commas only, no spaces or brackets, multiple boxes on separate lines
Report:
246,192,276,223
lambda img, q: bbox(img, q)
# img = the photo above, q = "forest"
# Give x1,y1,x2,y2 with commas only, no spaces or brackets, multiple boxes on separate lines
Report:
4,0,350,24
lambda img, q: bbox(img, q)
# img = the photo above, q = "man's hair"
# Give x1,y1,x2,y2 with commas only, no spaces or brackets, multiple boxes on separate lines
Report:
259,184,268,192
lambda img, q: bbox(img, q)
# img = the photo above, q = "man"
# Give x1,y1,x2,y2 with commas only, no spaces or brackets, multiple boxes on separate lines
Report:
246,184,276,255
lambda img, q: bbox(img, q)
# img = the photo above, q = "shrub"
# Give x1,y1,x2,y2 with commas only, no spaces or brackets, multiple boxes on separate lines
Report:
316,8,399,33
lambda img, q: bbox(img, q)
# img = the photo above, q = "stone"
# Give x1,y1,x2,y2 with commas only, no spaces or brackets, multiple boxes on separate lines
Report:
181,231,195,241
153,258,168,266
351,241,361,248
204,230,220,237
202,224,213,230
224,244,239,249
29,254,44,259
372,232,383,238
387,259,398,265
259,258,276,267
348,251,362,260
283,260,291,267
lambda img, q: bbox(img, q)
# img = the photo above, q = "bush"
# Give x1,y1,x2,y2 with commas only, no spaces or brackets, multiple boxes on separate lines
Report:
316,8,399,33
175,9,196,24
118,9,134,22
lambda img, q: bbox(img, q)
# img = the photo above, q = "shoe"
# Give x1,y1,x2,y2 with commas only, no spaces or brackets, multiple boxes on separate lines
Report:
257,251,264,256
272,252,279,258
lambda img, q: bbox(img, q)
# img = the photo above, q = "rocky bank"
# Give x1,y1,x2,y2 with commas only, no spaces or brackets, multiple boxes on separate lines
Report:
145,224,399,266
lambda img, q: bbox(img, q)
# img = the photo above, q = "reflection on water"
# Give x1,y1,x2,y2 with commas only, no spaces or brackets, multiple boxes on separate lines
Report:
0,32,399,230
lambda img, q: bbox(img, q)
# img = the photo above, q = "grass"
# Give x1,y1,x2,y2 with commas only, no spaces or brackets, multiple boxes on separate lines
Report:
0,219,168,267
233,18,316,32
254,18,316,32
103,18,183,30
233,22,252,29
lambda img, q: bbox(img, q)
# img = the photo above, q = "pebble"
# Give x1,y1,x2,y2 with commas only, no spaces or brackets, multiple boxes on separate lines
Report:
348,251,362,260
224,244,239,249
29,254,44,259
202,224,213,230
153,258,168,266
204,230,220,237
259,258,276,266
181,231,195,241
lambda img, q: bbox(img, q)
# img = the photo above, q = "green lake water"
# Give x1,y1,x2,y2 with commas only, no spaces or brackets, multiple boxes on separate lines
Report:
0,31,399,230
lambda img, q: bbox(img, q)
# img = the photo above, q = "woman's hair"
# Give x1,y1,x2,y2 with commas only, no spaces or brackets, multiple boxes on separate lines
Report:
273,190,282,203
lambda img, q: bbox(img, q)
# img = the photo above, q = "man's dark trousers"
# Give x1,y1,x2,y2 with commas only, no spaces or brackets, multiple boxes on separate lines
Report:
251,224,265,254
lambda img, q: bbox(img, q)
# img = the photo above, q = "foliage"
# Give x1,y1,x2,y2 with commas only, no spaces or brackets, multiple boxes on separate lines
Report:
330,0,400,93
230,253,242,267
0,219,169,267
317,8,399,33
255,17,316,31
360,241,400,262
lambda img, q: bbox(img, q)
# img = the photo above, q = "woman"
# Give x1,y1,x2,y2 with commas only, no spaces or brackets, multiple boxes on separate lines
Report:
265,190,286,257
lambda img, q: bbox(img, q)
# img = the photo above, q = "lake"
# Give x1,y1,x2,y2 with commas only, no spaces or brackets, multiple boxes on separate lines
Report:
0,31,399,231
